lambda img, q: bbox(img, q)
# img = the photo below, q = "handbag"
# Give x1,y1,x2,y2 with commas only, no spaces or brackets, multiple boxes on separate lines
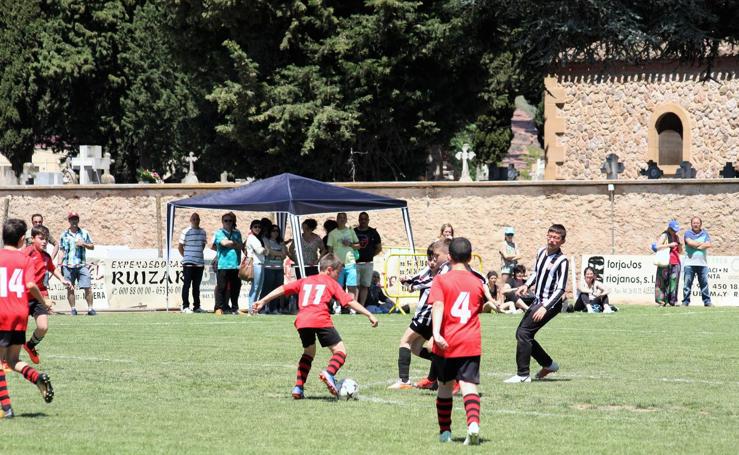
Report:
239,257,254,281
654,247,670,267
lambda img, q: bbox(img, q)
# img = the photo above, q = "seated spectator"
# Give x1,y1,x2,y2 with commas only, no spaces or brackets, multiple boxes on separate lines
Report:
365,271,395,314
485,270,505,313
574,267,615,313
501,264,533,312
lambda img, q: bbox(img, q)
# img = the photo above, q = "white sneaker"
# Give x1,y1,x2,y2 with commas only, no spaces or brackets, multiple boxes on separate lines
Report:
464,422,480,445
181,307,193,314
439,430,452,443
604,306,614,313
387,379,413,390
535,361,560,380
503,374,531,383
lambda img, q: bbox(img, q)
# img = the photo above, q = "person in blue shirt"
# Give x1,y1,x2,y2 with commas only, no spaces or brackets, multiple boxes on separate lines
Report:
682,217,712,307
211,212,244,315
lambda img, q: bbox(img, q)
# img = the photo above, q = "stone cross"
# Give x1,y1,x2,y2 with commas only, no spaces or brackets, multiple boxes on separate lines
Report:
600,153,625,180
455,143,475,182
640,160,663,179
71,145,103,184
182,152,199,184
675,160,696,179
100,152,116,184
719,162,738,178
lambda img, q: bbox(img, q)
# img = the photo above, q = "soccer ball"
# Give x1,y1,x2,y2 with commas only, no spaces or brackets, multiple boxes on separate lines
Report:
337,378,359,400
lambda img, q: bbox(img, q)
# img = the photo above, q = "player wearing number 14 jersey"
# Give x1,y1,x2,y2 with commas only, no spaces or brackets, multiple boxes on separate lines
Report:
429,237,494,445
251,253,378,399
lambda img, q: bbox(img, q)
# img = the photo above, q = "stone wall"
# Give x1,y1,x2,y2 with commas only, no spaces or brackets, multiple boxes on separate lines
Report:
1,180,736,276
545,58,739,180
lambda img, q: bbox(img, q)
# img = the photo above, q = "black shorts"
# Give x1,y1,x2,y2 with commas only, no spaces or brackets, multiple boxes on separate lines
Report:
0,330,26,347
298,327,342,348
433,355,481,384
29,300,50,318
409,319,432,340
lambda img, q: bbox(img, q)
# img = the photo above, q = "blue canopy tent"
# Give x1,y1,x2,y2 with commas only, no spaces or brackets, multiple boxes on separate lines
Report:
165,173,416,310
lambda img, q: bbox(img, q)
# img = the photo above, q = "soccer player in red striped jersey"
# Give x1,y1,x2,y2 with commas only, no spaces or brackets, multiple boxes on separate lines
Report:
0,219,55,419
22,225,73,364
429,237,495,445
251,253,378,399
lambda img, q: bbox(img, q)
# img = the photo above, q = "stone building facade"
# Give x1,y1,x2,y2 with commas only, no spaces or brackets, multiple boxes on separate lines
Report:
544,56,739,179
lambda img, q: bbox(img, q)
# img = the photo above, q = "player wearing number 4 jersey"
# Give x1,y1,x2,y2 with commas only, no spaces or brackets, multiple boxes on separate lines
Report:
430,237,495,445
0,219,55,419
249,253,378,399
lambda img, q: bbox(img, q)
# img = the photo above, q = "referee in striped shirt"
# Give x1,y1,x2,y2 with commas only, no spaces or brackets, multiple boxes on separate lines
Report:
505,224,569,383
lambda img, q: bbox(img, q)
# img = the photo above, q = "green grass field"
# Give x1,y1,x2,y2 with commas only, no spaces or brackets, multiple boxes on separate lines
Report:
3,306,738,454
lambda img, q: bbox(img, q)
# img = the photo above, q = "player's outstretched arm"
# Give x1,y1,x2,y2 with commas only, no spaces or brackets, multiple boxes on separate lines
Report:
346,300,378,327
250,285,286,314
51,267,72,290
431,300,448,351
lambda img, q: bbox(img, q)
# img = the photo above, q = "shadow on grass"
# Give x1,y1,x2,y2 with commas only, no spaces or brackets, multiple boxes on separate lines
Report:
451,436,489,444
16,412,48,418
537,378,572,382
303,396,340,402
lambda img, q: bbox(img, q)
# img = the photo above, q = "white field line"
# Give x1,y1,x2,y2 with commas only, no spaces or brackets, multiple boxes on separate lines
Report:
45,354,136,363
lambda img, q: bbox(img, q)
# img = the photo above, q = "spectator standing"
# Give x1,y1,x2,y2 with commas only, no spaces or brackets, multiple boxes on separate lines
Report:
59,212,95,316
682,217,712,307
498,227,520,275
655,220,682,307
354,212,382,306
504,224,569,383
25,214,58,258
246,219,267,312
261,225,287,314
327,212,360,298
322,218,338,251
212,212,244,315
439,223,454,240
178,212,207,313
288,218,325,278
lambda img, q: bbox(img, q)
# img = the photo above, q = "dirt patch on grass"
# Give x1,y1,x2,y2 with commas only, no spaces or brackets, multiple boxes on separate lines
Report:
573,403,658,413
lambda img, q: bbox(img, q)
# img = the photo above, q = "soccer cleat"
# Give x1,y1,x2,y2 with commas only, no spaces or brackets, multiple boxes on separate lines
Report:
503,374,531,383
439,431,452,443
1,407,14,419
452,381,461,395
387,380,413,390
24,342,40,364
464,422,480,446
319,370,338,397
70,308,78,316
291,386,304,400
181,307,193,314
535,361,559,380
414,378,438,390
36,373,54,403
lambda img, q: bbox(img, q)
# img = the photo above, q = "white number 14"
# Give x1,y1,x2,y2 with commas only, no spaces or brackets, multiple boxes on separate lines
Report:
450,292,472,324
0,267,24,298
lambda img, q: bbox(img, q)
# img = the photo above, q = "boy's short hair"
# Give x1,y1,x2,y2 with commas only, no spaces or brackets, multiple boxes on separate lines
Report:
426,242,435,258
3,218,27,245
319,253,343,272
31,225,50,240
548,223,567,240
432,237,451,253
513,264,526,275
449,237,472,263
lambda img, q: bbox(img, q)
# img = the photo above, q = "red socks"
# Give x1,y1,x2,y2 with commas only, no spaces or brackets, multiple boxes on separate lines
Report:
326,352,346,376
436,397,453,433
463,393,481,426
0,370,11,412
296,354,313,388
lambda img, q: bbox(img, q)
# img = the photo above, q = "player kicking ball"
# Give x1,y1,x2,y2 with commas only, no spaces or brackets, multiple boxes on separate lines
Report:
429,237,494,445
249,253,378,399
0,219,55,419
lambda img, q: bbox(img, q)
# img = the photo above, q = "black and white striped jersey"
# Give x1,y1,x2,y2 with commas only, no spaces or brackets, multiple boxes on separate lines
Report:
524,246,569,309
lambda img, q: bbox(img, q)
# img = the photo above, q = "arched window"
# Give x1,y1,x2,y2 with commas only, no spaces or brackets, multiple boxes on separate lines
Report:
656,113,683,165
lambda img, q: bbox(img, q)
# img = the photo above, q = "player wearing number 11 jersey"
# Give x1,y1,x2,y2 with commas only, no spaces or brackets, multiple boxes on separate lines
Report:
429,237,494,445
251,253,378,399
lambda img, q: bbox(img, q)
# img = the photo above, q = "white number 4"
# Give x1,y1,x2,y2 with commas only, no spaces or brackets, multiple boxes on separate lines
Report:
301,284,326,307
0,267,24,298
450,292,471,324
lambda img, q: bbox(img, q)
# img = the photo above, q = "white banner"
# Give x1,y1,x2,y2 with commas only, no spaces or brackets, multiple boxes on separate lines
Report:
581,254,739,306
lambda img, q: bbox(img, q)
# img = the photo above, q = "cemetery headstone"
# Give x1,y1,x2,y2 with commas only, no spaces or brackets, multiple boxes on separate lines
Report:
182,152,199,184
455,143,475,182
600,153,625,179
640,160,663,179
